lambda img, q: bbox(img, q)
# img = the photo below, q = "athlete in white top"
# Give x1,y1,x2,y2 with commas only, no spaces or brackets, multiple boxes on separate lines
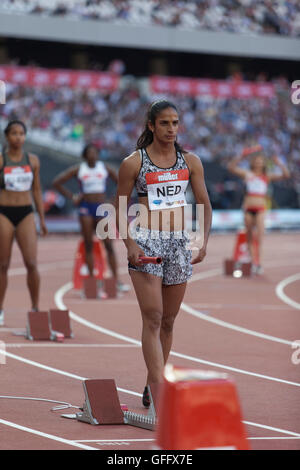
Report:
53,143,129,292
228,145,290,273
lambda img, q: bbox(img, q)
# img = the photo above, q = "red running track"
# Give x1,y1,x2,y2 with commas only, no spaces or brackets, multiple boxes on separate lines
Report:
0,232,300,450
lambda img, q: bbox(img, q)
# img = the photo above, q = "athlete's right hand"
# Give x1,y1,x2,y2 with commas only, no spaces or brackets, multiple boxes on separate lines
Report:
127,242,145,266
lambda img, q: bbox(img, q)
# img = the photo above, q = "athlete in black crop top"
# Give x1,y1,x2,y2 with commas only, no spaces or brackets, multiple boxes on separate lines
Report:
0,120,47,326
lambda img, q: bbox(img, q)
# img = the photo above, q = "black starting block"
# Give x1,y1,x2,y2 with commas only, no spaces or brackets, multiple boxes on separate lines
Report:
73,379,159,431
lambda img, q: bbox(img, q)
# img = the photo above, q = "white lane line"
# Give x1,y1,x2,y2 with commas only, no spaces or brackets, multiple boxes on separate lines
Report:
0,418,98,450
0,348,141,398
180,302,293,346
243,420,300,438
249,437,300,440
5,343,139,348
8,261,73,276
1,341,299,439
275,273,300,310
54,282,300,388
182,268,295,346
75,439,155,443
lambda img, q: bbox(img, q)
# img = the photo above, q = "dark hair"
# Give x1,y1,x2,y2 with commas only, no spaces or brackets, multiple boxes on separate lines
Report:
82,143,98,160
136,100,186,153
4,120,27,136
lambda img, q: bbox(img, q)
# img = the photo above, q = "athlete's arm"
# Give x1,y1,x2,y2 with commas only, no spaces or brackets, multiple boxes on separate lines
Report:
268,155,290,182
186,153,212,265
227,149,251,179
30,154,48,236
105,164,118,184
52,165,80,203
115,152,145,266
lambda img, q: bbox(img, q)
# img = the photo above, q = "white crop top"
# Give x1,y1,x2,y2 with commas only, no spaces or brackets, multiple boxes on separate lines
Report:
77,161,108,194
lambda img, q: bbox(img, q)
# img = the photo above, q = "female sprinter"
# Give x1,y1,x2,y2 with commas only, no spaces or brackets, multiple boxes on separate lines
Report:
115,100,212,407
0,120,48,326
228,145,290,274
53,143,129,293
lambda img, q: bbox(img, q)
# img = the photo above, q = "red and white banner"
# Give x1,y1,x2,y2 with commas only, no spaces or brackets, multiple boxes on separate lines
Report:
150,76,275,98
0,65,120,91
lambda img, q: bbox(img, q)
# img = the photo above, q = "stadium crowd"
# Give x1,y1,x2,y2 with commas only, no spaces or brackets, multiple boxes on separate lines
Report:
1,0,300,37
1,75,299,202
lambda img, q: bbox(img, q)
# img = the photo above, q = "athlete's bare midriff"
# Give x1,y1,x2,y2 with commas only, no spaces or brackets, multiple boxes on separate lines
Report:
81,192,107,204
243,194,266,211
136,196,185,231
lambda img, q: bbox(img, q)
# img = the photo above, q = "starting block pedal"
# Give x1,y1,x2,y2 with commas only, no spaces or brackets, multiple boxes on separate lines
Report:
83,277,98,299
123,383,159,431
49,309,73,338
76,379,125,425
26,311,64,342
224,259,252,277
103,278,117,298
75,379,159,431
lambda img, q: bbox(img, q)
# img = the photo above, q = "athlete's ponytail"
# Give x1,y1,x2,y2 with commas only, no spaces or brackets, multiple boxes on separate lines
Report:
136,100,186,153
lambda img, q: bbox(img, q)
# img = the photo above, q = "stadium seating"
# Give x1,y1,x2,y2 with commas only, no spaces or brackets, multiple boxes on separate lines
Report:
1,0,300,37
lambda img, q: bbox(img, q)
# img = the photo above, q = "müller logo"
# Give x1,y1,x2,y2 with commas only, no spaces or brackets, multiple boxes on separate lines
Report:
0,80,6,104
158,172,178,182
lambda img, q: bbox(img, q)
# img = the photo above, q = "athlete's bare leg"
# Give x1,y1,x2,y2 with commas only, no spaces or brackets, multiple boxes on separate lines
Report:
244,211,255,262
0,215,15,311
130,270,164,384
15,213,40,310
160,282,187,364
80,215,95,277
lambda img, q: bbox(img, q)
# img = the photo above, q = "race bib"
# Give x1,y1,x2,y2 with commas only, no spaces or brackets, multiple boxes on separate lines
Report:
4,165,33,192
145,169,189,211
246,175,268,196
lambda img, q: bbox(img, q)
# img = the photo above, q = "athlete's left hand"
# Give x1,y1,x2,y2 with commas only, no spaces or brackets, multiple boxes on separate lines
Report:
40,220,48,237
191,246,207,265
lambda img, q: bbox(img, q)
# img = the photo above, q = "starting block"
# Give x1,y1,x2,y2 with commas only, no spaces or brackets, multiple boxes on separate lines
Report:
224,229,258,277
49,309,73,338
82,277,117,299
26,311,64,342
155,365,249,450
103,278,117,299
74,379,158,431
83,277,98,299
73,239,108,290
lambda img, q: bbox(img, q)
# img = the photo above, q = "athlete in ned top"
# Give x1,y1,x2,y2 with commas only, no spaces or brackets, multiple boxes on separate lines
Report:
0,120,48,326
115,100,212,407
53,143,129,293
228,145,290,274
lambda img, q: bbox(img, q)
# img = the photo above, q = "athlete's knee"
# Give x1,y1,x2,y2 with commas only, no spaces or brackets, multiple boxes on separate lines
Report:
161,316,176,335
24,259,38,273
0,260,10,274
142,309,163,332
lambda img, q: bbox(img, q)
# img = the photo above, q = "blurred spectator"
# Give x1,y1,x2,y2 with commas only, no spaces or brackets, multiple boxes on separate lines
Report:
1,73,299,208
1,0,300,37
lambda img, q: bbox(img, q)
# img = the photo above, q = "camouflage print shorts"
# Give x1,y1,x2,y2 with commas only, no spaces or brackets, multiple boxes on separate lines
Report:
128,227,193,286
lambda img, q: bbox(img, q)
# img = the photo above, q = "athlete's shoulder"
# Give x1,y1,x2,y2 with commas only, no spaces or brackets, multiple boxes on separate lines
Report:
184,152,204,171
28,153,40,169
119,151,141,178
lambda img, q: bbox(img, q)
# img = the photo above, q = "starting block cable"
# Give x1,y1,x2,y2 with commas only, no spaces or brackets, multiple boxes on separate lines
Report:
0,395,81,412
